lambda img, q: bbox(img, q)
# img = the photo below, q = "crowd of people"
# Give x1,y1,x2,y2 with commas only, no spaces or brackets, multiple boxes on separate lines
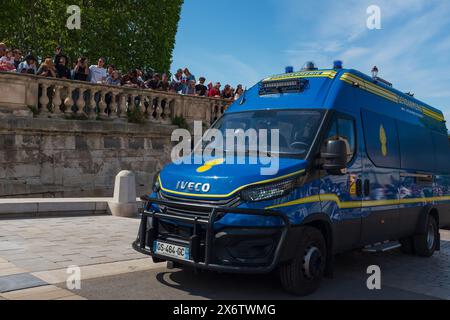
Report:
0,43,245,101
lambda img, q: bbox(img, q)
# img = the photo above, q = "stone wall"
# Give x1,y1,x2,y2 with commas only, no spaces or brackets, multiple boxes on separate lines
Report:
0,72,232,198
0,117,174,198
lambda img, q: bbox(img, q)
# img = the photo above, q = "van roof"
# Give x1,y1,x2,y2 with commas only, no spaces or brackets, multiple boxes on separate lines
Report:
226,68,447,132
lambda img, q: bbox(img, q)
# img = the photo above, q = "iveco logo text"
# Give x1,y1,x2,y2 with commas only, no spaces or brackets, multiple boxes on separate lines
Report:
176,181,211,193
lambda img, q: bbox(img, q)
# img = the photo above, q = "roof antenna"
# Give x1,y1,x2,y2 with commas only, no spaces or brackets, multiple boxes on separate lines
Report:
371,66,379,79
239,87,247,105
371,65,393,87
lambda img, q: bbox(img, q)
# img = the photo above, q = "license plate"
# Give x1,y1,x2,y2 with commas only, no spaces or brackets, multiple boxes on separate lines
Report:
153,241,190,261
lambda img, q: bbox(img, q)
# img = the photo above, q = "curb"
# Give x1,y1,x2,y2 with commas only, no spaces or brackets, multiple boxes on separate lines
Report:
0,198,111,219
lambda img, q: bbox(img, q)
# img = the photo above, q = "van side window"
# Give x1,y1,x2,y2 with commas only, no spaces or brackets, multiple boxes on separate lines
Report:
361,109,400,168
397,120,435,172
323,115,356,163
432,131,450,174
338,118,356,162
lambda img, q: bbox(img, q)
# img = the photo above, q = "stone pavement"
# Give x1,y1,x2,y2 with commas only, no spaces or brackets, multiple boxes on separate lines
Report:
0,215,163,300
332,229,450,300
0,215,449,300
0,216,144,272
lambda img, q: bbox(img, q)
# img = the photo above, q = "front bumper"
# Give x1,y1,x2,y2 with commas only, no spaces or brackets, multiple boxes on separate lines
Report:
132,196,291,274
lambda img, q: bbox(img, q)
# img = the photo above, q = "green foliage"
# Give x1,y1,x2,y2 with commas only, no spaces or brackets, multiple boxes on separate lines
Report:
0,0,183,73
172,116,189,129
127,107,145,124
27,105,39,117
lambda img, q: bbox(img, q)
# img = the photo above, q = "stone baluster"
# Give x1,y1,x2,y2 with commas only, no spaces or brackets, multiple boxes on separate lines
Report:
89,89,97,120
138,94,145,114
163,99,172,121
76,87,86,116
98,90,108,119
118,93,128,120
109,90,119,120
63,86,74,117
39,83,51,117
154,97,163,121
52,85,63,115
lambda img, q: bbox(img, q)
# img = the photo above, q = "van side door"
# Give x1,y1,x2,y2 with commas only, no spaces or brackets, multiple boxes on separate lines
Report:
319,111,363,253
360,109,400,245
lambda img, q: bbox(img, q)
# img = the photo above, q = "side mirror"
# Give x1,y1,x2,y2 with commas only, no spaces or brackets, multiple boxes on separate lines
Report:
321,140,347,175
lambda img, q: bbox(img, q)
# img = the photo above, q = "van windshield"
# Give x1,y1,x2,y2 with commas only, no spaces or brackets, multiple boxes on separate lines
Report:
205,109,324,159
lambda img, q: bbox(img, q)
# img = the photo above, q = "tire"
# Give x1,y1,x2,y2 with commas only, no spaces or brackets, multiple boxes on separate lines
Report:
279,227,327,296
413,215,438,257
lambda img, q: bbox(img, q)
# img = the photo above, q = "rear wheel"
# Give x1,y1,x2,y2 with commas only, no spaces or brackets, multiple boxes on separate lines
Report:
279,227,326,296
413,215,438,257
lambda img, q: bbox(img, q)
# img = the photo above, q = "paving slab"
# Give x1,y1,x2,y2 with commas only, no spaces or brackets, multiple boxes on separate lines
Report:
0,273,47,293
1,285,80,300
0,216,142,272
32,258,162,285
56,295,88,300
0,267,28,277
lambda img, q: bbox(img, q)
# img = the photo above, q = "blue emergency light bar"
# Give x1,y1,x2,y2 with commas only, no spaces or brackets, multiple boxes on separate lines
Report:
259,79,309,95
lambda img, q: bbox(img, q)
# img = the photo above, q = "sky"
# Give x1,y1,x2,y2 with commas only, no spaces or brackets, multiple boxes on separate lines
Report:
172,0,450,123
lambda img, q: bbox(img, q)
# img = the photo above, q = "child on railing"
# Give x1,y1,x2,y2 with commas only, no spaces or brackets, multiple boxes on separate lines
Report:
0,49,16,72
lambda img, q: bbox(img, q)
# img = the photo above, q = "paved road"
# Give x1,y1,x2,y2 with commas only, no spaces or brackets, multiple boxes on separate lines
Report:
1,216,449,300
60,235,450,300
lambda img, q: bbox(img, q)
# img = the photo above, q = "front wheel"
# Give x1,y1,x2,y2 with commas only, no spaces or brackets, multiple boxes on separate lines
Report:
279,227,326,296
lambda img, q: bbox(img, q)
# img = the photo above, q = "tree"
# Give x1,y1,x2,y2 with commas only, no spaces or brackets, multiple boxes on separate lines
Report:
0,0,183,73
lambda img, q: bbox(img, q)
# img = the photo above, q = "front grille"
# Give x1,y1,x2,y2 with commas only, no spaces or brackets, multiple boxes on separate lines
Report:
157,191,241,218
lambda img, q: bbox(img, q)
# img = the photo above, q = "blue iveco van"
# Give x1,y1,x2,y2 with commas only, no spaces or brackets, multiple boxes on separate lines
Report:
133,65,450,295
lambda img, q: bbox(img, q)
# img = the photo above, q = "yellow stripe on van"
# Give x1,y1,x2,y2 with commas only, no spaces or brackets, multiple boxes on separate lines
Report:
159,169,306,199
339,73,445,122
340,73,398,102
422,108,445,122
266,194,450,210
264,70,337,82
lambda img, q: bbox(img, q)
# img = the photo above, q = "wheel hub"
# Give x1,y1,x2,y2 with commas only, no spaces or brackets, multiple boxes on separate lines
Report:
427,222,435,250
303,246,322,280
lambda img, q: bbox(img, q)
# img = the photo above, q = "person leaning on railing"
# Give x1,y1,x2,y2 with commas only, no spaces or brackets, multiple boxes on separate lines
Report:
73,57,89,81
37,58,56,78
55,56,71,79
17,54,37,74
0,48,16,72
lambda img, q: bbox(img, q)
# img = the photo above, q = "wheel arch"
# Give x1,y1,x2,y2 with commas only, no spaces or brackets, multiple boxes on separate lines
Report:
416,205,439,235
278,213,335,277
302,213,334,254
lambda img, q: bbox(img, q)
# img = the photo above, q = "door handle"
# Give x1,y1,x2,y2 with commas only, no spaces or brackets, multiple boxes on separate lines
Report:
356,179,363,197
364,179,370,197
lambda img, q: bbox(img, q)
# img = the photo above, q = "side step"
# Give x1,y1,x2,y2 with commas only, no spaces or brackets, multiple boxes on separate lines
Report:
363,241,402,253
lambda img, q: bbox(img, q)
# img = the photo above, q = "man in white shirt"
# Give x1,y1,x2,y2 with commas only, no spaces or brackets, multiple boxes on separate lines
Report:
89,57,107,83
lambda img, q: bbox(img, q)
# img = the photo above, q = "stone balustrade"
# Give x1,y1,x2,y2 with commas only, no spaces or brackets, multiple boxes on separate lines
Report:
0,72,231,126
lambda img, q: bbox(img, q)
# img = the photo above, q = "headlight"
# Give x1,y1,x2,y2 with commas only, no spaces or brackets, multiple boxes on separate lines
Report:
152,171,161,193
241,178,299,202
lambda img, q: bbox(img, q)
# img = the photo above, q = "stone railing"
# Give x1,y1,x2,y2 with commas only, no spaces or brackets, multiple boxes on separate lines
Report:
0,72,232,126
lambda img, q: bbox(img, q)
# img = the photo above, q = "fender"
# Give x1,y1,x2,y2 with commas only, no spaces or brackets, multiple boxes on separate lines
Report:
279,213,334,272
302,213,334,251
416,205,439,235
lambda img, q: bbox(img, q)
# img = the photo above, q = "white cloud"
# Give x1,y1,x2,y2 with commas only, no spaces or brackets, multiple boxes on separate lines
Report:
278,0,450,116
